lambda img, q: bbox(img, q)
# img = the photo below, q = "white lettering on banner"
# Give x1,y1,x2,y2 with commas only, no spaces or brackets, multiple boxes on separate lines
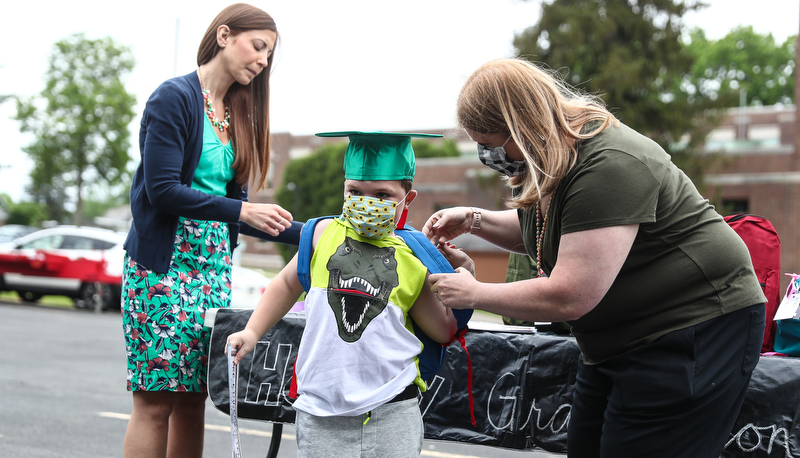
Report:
243,340,295,406
519,399,570,434
487,372,571,434
725,423,791,457
232,339,572,438
487,372,518,430
420,375,446,418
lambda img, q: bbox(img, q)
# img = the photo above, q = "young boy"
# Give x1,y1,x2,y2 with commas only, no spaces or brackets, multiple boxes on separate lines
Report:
227,131,474,457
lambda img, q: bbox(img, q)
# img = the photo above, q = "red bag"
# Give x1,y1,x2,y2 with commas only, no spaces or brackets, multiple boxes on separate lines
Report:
724,214,781,352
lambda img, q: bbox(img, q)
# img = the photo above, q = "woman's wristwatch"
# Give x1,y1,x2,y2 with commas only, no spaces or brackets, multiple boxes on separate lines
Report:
469,207,481,234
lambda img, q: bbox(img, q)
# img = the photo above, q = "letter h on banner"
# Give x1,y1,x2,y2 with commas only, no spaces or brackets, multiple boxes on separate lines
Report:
243,340,295,407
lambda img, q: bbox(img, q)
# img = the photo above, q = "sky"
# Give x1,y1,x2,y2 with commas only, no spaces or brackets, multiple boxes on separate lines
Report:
1,0,798,203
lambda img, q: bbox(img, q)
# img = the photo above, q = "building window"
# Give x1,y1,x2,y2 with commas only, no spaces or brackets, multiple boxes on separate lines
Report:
704,123,783,152
722,199,749,215
748,124,781,147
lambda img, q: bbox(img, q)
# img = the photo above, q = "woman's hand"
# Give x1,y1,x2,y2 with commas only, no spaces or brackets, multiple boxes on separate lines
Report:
438,241,476,277
423,207,473,246
226,328,260,366
240,202,293,236
429,267,480,310
425,207,526,254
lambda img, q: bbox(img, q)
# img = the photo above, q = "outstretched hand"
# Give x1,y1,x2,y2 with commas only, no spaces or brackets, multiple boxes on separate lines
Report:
422,207,472,246
241,202,293,237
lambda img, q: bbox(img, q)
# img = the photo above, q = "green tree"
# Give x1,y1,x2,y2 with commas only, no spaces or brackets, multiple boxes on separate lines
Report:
683,26,795,106
274,138,459,262
1,85,14,175
410,138,461,158
14,33,136,225
513,0,728,189
82,183,131,222
277,143,347,223
0,194,47,227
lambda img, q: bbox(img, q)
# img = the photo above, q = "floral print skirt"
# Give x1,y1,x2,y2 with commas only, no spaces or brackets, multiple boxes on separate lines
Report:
122,218,232,392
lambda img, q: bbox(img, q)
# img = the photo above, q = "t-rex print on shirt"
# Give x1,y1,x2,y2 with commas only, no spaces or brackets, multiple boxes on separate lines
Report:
326,236,399,342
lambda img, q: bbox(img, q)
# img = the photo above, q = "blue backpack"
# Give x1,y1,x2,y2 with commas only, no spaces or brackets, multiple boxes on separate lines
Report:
296,216,473,381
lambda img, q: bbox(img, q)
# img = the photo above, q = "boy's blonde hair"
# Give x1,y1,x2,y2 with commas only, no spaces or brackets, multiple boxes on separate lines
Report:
456,58,619,209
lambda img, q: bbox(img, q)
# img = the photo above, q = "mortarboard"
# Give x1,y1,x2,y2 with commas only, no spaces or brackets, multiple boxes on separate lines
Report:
315,131,443,181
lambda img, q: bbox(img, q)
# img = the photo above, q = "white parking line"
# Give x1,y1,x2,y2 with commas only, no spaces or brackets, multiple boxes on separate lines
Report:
99,412,487,458
99,412,296,441
99,412,130,420
422,451,494,458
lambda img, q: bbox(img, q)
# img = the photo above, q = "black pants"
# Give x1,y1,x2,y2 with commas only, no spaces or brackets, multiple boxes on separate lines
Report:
567,304,765,458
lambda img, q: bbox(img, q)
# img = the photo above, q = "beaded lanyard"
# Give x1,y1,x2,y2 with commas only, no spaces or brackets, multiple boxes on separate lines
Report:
535,193,555,277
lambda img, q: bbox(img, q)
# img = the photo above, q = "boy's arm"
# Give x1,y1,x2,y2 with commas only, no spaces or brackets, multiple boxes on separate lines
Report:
409,274,458,344
228,218,332,364
227,254,304,365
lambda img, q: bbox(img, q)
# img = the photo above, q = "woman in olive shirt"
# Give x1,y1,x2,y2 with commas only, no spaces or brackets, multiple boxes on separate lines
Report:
425,58,765,458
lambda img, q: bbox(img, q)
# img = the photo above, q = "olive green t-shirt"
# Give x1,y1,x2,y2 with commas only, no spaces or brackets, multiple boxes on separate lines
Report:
519,123,765,364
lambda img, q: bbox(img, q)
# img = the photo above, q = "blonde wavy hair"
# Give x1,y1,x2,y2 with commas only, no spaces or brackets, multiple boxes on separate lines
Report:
457,58,619,209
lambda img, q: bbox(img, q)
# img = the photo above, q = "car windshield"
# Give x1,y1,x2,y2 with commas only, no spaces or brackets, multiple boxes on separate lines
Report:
19,235,63,250
60,236,111,250
0,225,36,242
18,234,117,251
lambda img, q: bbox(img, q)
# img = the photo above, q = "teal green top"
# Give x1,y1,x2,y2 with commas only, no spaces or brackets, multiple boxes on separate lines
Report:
192,114,235,197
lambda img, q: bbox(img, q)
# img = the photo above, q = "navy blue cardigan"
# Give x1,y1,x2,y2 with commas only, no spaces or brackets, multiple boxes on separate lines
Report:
124,71,299,273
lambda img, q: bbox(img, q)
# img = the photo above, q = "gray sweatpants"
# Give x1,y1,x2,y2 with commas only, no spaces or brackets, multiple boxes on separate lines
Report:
295,398,424,458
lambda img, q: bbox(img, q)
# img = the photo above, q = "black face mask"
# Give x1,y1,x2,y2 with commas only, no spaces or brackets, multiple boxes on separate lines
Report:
476,137,527,177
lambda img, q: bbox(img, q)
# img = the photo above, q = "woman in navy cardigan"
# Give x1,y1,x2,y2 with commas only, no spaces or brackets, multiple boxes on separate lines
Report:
121,4,293,456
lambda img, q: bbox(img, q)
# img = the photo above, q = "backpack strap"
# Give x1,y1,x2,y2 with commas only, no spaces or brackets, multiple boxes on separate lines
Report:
395,225,455,275
453,327,477,427
397,226,475,425
297,216,336,292
396,225,473,330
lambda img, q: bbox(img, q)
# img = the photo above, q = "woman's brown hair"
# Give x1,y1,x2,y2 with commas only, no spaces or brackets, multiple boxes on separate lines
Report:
197,3,277,191
457,58,619,209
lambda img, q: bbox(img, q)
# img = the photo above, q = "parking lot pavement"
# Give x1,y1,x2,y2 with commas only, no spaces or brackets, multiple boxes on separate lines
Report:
0,301,560,458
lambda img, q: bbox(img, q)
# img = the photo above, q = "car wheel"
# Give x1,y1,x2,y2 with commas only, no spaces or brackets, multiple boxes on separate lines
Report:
76,283,119,311
17,291,44,303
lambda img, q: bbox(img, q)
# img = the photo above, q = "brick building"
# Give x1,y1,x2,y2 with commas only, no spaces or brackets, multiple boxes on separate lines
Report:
700,32,799,293
704,104,797,292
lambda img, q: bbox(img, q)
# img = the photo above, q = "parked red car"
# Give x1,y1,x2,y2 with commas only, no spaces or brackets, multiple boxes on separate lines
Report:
0,226,126,310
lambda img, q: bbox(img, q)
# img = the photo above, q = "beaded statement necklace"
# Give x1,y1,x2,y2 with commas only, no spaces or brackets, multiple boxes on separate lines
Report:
535,192,555,277
197,69,230,132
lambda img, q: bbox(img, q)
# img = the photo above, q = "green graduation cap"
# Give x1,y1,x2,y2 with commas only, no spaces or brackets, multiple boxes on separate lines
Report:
316,131,443,181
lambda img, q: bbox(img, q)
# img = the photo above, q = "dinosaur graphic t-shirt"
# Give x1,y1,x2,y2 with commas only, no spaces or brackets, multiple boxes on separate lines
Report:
292,218,427,417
